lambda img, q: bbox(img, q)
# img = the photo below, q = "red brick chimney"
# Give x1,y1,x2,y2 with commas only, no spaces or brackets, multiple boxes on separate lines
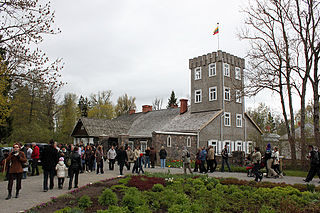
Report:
142,105,152,113
180,99,188,114
129,109,135,115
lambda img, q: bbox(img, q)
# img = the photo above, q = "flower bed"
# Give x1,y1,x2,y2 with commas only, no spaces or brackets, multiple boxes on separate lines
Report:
26,174,320,213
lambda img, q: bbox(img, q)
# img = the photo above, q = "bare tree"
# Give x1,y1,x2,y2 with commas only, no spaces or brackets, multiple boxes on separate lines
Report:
152,98,163,110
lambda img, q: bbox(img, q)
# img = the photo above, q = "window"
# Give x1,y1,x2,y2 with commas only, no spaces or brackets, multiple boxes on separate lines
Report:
236,90,241,103
224,63,230,77
247,141,253,154
128,141,134,150
195,89,202,103
186,137,191,147
236,114,242,127
225,141,231,153
209,87,217,101
235,67,241,80
236,141,242,151
195,67,201,80
208,140,217,153
167,136,172,147
224,112,231,126
208,63,216,77
140,141,147,153
224,87,230,101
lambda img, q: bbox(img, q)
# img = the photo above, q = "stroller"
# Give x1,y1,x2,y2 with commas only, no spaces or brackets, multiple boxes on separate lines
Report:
246,161,265,180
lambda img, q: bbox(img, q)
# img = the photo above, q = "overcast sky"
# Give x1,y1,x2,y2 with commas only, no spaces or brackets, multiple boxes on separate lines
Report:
39,0,305,114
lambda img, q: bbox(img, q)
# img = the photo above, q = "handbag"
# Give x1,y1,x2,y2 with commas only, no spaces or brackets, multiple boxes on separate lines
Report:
22,161,29,168
196,159,201,165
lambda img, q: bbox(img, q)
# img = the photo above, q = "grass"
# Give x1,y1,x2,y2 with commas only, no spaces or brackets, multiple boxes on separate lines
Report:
283,170,308,177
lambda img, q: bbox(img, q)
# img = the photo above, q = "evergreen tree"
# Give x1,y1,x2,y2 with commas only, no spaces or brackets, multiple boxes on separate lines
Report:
78,95,89,117
167,90,178,108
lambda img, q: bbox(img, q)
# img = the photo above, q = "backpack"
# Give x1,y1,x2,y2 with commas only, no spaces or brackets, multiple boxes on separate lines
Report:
312,151,320,165
186,151,190,158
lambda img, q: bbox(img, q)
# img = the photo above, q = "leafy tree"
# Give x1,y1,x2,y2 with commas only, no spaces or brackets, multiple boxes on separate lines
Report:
167,91,178,108
0,55,11,127
115,94,136,117
87,90,114,119
55,93,78,144
78,95,89,117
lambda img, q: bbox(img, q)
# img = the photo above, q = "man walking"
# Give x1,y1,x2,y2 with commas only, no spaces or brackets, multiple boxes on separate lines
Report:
182,146,193,174
199,146,207,173
31,142,40,176
107,146,117,170
221,145,231,172
304,145,320,183
42,140,59,192
207,145,216,173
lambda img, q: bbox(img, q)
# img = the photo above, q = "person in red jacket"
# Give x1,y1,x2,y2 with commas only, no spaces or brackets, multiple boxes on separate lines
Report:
31,142,40,176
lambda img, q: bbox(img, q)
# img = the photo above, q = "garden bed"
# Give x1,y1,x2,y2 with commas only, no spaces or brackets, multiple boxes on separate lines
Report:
26,174,320,213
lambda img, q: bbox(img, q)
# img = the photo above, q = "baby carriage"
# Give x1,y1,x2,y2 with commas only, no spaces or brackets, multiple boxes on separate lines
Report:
246,161,265,179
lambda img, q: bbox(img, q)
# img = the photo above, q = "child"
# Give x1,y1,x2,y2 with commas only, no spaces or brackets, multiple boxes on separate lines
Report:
137,153,145,174
56,157,67,189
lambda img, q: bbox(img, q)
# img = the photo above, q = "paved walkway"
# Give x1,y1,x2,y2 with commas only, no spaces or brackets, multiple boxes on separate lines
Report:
0,165,318,213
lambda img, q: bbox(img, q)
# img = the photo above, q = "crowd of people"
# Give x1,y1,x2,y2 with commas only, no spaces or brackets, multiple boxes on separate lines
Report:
1,139,320,200
0,140,169,200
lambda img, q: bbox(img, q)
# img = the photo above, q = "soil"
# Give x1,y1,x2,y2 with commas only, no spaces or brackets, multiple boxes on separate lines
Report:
34,177,121,213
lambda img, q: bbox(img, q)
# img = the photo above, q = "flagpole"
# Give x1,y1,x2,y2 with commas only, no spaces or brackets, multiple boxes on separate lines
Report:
217,22,219,50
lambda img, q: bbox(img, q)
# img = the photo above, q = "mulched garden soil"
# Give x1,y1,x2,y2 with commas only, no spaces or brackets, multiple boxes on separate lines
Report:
35,178,120,213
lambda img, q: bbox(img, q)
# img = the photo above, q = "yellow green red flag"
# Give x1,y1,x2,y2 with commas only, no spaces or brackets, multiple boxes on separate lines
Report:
213,26,219,35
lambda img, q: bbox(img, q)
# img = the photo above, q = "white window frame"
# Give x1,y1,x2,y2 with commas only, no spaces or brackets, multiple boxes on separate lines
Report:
224,112,231,126
208,140,218,153
209,87,217,101
195,67,201,80
236,141,242,151
224,87,230,101
236,90,241,103
247,141,253,154
235,67,241,80
186,137,191,147
224,63,230,77
195,89,202,103
140,141,147,153
208,63,216,77
224,140,231,153
236,114,243,127
167,136,172,147
128,141,134,150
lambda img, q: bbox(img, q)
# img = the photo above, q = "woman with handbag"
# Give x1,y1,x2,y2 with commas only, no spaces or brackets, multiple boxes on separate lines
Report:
3,143,27,200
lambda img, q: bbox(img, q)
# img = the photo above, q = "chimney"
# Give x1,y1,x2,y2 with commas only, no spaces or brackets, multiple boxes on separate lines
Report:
142,105,152,113
129,109,135,115
180,99,188,114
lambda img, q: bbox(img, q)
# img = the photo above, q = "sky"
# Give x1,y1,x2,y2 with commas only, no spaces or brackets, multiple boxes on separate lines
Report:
38,0,305,114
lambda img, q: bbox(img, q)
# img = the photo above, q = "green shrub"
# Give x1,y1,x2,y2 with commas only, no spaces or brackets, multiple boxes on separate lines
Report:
118,176,130,185
133,205,152,213
98,188,118,206
152,183,165,192
54,207,83,213
122,187,146,211
97,206,129,213
57,193,75,200
306,184,316,193
78,195,92,209
110,184,128,191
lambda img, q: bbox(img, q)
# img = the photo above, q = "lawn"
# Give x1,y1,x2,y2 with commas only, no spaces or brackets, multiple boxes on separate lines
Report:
26,173,320,213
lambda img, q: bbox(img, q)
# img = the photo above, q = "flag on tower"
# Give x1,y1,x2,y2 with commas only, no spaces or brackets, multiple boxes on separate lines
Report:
213,26,219,35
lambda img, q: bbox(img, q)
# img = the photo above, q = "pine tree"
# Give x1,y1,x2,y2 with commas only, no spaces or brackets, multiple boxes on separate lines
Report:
78,95,89,117
167,91,178,108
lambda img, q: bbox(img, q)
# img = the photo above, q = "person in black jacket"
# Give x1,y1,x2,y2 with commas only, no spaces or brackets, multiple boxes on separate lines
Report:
42,139,59,192
116,146,128,176
304,145,320,183
69,146,82,190
159,146,167,168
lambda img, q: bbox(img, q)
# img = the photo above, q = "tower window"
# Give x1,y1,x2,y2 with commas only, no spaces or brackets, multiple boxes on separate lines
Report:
209,63,216,77
224,87,230,101
186,137,191,147
209,87,217,101
224,63,230,77
195,89,202,103
235,67,241,80
167,136,172,147
236,90,241,103
224,112,231,126
236,114,242,127
195,67,201,80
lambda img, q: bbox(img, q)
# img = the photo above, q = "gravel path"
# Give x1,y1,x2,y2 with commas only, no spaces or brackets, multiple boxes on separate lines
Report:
0,165,318,213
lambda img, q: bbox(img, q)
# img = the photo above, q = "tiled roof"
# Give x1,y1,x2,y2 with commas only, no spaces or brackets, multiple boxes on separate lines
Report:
80,117,131,137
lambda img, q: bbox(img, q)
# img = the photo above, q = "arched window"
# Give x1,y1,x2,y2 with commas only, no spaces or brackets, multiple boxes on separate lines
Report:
167,136,172,147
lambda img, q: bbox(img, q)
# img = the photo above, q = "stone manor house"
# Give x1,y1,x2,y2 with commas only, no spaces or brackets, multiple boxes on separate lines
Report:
71,50,262,159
